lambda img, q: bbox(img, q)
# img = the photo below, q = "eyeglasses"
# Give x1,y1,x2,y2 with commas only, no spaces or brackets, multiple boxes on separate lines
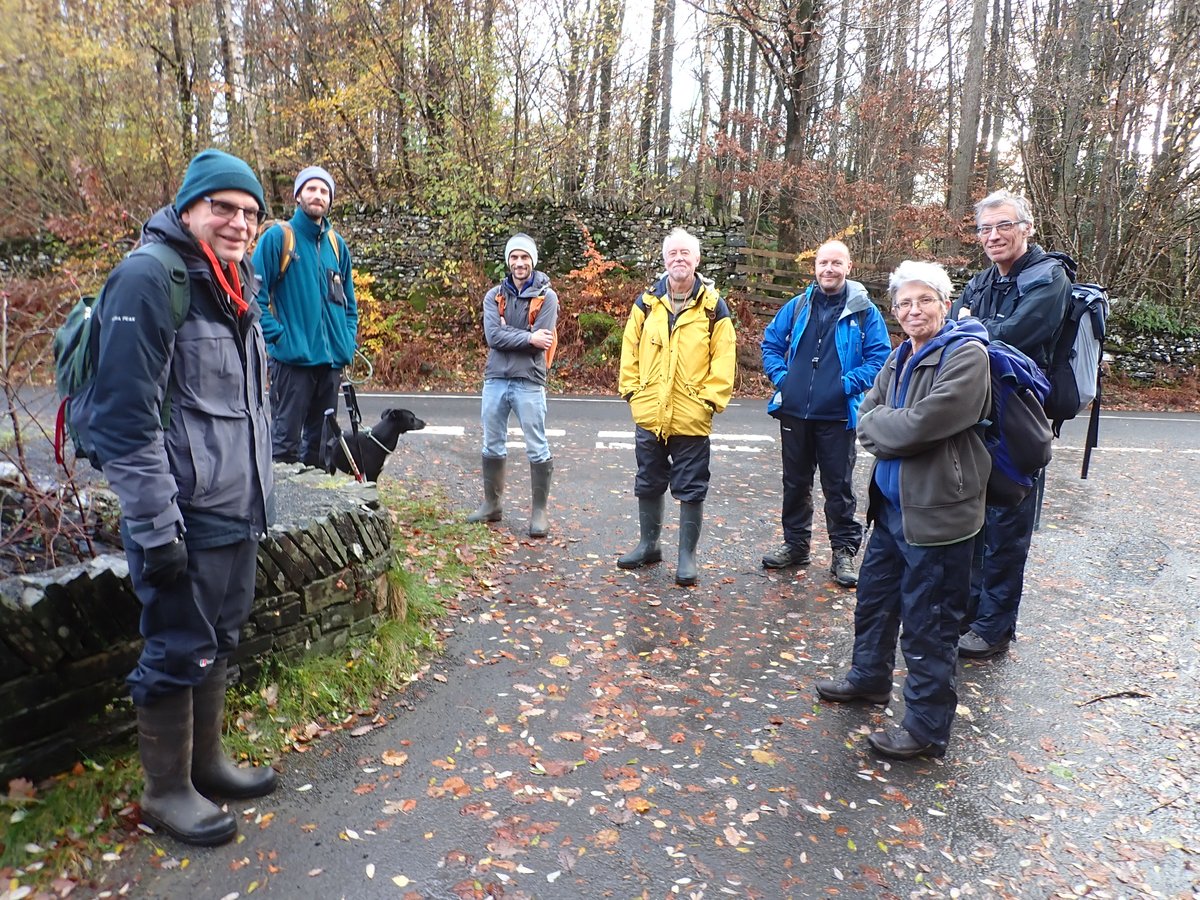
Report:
203,196,262,227
974,220,1026,236
892,296,943,313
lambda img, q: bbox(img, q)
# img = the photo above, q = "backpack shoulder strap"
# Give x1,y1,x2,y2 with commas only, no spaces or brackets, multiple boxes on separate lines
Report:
128,243,190,430
528,294,545,327
327,227,341,265
131,243,190,328
278,222,296,278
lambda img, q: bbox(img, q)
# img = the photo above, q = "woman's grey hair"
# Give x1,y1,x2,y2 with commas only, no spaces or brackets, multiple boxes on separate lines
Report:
974,189,1034,231
663,227,701,259
888,260,953,303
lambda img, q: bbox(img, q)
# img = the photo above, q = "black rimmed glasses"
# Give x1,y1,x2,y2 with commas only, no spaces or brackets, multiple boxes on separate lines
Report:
203,196,262,227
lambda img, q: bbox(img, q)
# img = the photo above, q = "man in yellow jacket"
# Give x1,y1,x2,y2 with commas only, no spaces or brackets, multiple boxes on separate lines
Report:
617,228,737,586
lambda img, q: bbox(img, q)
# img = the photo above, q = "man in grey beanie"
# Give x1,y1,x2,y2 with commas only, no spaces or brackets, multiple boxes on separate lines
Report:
89,148,277,847
253,164,358,466
466,233,558,537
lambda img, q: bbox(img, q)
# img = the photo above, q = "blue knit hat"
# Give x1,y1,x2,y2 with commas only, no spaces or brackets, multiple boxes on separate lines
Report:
294,165,335,201
174,149,266,216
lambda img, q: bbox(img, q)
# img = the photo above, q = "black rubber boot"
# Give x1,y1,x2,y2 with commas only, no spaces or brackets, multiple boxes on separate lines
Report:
138,690,237,846
675,501,704,586
192,660,278,800
467,455,506,523
529,459,554,538
617,496,665,569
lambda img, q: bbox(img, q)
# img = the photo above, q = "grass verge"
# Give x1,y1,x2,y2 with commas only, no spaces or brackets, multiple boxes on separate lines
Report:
0,482,500,895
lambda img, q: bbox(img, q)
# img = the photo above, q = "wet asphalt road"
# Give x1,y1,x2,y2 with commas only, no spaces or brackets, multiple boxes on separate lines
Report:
101,395,1200,899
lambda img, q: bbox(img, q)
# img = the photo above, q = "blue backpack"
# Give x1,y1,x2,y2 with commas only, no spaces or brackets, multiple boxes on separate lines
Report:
948,335,1054,507
53,243,191,468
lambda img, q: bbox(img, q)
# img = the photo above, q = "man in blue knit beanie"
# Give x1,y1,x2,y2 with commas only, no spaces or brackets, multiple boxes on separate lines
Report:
89,148,277,847
253,164,358,467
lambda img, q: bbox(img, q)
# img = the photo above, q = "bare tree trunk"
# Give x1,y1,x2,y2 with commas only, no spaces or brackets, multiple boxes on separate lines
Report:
948,0,988,223
654,0,676,181
639,0,666,186
592,0,624,194
711,24,734,218
984,0,1011,190
828,0,848,167
777,0,823,251
214,0,242,147
737,38,756,214
168,0,195,158
693,2,715,208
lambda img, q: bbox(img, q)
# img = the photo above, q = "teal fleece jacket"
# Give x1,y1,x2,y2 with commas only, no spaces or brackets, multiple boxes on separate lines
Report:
253,208,358,368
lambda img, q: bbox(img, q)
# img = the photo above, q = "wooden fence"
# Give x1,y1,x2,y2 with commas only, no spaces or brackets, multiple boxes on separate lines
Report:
729,245,891,323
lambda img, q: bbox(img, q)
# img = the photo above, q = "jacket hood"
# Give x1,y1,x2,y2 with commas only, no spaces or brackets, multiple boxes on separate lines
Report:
141,206,205,264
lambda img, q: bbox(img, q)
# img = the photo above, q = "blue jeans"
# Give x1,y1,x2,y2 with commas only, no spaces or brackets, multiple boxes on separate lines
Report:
849,498,972,750
481,377,550,462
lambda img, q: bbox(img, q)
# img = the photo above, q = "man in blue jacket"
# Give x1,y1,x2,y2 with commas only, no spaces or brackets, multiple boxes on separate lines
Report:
90,149,277,846
760,241,891,587
253,165,358,465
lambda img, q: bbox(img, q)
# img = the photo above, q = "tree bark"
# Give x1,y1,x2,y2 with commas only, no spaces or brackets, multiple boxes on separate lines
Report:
654,0,676,181
948,0,988,224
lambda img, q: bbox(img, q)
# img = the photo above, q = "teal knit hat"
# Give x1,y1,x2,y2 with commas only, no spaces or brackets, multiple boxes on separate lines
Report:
174,149,266,216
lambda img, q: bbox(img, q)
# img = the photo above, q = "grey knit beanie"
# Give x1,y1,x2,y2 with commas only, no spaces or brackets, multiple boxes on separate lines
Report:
504,233,538,270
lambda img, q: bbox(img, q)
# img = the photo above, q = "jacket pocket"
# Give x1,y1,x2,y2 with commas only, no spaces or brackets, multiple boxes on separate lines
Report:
327,269,347,307
174,321,248,418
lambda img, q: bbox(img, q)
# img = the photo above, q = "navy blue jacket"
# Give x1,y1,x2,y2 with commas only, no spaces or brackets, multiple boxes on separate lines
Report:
90,207,273,550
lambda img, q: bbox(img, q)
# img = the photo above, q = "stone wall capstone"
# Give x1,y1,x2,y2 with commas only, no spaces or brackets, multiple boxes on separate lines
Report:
0,466,397,783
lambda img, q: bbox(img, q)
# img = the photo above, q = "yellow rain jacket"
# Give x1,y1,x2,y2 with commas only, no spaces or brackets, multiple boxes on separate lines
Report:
619,275,737,439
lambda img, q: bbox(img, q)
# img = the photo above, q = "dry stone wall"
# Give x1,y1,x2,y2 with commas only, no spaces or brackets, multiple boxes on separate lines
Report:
0,467,396,782
338,200,746,286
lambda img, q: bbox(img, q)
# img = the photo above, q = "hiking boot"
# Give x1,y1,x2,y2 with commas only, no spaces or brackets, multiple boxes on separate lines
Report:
867,725,945,760
831,548,858,587
467,456,505,523
815,678,892,705
675,501,703,586
762,543,811,569
529,459,553,538
958,630,1011,659
618,496,665,569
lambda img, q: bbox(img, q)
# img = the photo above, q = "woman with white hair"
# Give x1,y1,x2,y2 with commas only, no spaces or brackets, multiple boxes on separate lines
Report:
815,260,992,760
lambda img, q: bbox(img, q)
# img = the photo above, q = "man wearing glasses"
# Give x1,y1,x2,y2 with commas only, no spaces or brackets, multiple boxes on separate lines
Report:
953,189,1072,658
89,149,277,845
253,165,358,465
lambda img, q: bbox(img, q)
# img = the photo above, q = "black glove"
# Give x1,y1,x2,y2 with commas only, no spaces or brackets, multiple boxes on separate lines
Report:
142,537,188,587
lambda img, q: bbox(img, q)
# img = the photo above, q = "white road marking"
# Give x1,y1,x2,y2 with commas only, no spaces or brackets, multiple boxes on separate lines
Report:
418,425,466,436
596,441,635,450
509,428,566,437
597,430,774,443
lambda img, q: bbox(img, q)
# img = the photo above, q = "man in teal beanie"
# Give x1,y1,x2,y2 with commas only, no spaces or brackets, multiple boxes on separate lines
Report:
89,147,277,847
253,163,358,467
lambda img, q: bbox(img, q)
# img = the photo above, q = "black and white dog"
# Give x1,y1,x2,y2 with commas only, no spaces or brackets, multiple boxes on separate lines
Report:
321,407,426,482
